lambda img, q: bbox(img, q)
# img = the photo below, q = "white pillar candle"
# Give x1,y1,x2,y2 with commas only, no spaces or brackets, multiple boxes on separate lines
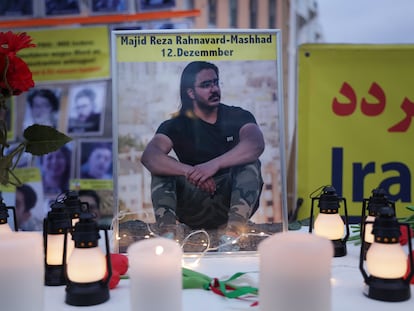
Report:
258,231,333,311
0,223,12,234
128,237,183,311
0,232,44,311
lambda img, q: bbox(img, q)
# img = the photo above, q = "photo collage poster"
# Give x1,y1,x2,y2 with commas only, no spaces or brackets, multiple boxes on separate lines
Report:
0,0,177,19
1,26,116,231
4,80,114,230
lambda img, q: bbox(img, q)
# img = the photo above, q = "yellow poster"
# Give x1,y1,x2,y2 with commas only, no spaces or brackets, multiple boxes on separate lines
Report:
18,26,110,82
297,44,414,219
115,31,278,62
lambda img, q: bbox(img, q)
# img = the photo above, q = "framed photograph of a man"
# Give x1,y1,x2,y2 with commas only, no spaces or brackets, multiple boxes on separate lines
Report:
0,0,34,17
23,88,61,130
12,168,45,232
38,143,73,196
44,0,81,16
111,29,287,253
67,81,106,136
79,140,113,180
89,0,129,14
137,0,175,11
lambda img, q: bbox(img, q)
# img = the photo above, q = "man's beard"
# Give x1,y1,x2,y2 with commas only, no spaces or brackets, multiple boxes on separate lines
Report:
195,92,220,112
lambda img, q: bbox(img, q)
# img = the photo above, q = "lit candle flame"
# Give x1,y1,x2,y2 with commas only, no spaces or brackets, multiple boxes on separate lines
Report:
155,245,164,255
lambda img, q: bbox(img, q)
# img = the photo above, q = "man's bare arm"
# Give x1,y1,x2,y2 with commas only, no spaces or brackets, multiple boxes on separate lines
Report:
216,123,265,168
142,134,216,194
141,134,192,176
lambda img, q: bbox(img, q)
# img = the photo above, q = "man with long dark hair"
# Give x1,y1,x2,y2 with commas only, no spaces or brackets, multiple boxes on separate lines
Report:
141,61,264,249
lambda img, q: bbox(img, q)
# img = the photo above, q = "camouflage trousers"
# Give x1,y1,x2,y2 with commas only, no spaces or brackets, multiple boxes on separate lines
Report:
150,160,263,232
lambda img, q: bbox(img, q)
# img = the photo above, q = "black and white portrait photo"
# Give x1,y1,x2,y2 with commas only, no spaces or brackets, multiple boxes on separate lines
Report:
67,82,106,136
44,0,81,16
90,0,128,13
23,88,61,130
0,0,34,17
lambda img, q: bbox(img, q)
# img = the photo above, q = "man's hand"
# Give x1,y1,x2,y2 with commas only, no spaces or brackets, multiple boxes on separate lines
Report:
197,177,217,195
186,163,218,195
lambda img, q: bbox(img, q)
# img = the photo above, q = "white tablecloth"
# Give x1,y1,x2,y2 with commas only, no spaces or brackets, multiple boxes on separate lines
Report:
44,241,413,311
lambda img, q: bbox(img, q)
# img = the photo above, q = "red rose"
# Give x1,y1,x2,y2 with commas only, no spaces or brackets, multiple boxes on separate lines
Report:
104,269,121,290
404,250,414,284
399,225,413,245
109,269,121,289
110,253,129,275
104,253,128,290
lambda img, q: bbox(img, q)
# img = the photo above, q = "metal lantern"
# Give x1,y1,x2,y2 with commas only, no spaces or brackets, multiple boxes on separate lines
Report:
361,188,395,258
65,211,112,306
359,206,413,302
61,191,83,226
309,186,350,257
0,196,17,233
43,201,72,286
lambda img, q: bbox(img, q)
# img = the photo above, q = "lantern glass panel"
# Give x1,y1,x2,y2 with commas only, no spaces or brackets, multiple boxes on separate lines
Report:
314,213,345,240
366,243,407,278
67,247,106,283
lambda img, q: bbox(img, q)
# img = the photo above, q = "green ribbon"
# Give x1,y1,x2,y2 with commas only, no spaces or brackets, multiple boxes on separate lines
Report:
182,267,212,290
218,272,258,298
182,267,258,299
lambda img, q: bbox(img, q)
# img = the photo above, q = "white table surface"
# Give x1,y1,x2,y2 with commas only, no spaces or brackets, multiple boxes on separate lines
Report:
44,239,414,311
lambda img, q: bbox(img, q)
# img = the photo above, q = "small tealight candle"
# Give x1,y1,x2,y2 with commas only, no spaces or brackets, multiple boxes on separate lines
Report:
258,232,333,311
0,232,44,311
128,237,183,311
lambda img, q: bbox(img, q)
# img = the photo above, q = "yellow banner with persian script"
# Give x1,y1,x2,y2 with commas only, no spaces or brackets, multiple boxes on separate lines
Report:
297,44,414,219
114,31,278,62
19,26,110,82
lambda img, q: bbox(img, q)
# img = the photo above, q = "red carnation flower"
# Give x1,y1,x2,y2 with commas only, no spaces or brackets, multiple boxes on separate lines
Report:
0,55,34,96
0,31,36,97
0,31,36,55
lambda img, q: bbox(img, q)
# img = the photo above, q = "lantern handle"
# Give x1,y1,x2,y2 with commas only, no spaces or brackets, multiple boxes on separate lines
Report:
401,222,414,284
360,198,369,239
309,185,329,199
43,218,48,267
101,227,112,287
63,229,69,282
62,228,69,281
359,220,371,282
309,197,317,233
341,197,350,242
7,206,17,231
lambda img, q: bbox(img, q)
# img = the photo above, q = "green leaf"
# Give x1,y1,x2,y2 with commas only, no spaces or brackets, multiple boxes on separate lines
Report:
23,124,72,156
406,205,414,212
288,220,302,231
